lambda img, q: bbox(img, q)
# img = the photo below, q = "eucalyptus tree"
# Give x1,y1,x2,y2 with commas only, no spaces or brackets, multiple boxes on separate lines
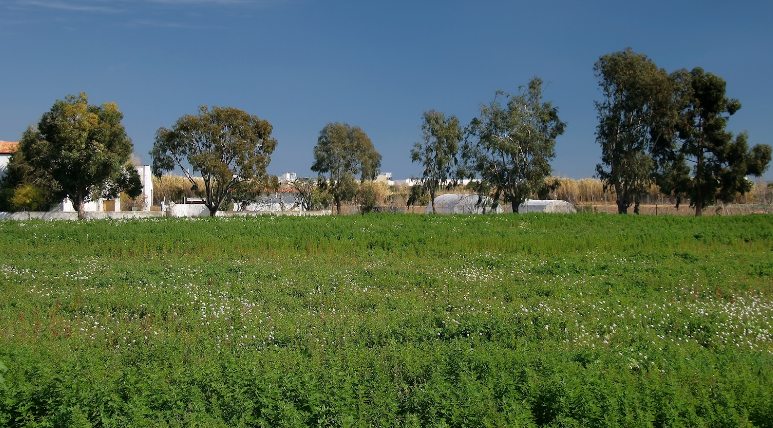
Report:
463,77,565,213
594,48,672,214
666,68,771,216
311,122,381,214
410,110,463,213
151,106,278,216
11,93,141,219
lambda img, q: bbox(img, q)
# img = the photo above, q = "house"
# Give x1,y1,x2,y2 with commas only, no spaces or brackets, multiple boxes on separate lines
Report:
0,141,19,179
58,164,154,212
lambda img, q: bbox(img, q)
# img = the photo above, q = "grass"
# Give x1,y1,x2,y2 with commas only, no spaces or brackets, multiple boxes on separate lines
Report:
1,214,772,427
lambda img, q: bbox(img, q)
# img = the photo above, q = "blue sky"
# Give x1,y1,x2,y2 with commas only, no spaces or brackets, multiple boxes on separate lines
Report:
2,0,772,181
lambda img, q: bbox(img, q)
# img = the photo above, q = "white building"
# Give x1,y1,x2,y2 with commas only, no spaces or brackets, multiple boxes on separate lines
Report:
58,165,154,212
280,172,297,183
0,141,18,179
136,165,153,211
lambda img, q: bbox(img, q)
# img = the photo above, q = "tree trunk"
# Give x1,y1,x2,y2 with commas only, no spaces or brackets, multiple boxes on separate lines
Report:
695,203,703,217
74,188,87,220
615,183,628,214
510,195,520,214
75,201,86,220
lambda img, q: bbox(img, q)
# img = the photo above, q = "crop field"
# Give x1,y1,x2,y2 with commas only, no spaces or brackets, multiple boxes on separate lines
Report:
1,214,772,427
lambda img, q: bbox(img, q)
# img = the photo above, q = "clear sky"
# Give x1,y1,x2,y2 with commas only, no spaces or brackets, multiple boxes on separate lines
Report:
2,0,772,181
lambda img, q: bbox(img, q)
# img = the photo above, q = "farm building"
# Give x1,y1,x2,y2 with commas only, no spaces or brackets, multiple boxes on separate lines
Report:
425,194,504,214
516,199,576,214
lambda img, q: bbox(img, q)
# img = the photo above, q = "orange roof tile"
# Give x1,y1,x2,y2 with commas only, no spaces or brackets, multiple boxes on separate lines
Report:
0,141,19,155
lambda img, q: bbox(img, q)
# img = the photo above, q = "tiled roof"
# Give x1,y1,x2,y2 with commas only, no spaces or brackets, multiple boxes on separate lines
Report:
0,141,19,155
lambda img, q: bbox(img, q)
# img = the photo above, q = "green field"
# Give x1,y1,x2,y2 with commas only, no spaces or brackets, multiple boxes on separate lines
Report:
1,214,772,427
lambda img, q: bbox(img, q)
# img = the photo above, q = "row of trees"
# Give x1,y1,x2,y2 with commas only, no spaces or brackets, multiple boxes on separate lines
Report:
2,50,770,217
595,48,771,215
0,94,382,217
0,97,280,218
304,78,565,216
410,50,771,216
152,117,383,216
411,77,565,213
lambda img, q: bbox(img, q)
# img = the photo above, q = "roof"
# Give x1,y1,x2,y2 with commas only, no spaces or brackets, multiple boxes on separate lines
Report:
0,141,19,155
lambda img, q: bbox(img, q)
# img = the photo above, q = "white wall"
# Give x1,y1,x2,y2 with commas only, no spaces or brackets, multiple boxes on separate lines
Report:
0,154,10,179
137,165,153,211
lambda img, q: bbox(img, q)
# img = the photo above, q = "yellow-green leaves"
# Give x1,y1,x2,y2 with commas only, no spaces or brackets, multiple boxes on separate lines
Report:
11,92,135,218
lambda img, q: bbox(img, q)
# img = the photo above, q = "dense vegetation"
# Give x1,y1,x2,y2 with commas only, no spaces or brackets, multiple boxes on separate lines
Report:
1,214,772,427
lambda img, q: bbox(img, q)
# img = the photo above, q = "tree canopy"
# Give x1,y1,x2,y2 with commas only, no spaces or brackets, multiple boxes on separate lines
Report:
151,106,278,216
594,48,672,214
593,50,771,216
6,93,140,218
311,122,381,214
410,110,463,214
664,68,771,215
463,77,566,213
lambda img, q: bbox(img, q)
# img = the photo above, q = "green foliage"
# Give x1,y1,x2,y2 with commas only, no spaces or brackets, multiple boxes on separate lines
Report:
10,184,48,211
311,122,382,214
0,148,52,211
355,181,390,214
151,106,278,216
231,174,279,211
1,215,772,426
594,48,672,214
666,67,772,215
291,177,328,211
11,93,137,219
407,184,430,207
464,77,566,213
411,110,463,213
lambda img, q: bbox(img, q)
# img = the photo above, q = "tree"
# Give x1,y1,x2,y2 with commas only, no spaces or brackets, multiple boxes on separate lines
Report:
410,110,463,213
0,147,50,211
151,106,278,216
231,174,279,212
10,184,48,211
463,77,566,213
311,122,381,214
666,68,771,216
594,48,673,214
291,177,327,211
12,93,140,219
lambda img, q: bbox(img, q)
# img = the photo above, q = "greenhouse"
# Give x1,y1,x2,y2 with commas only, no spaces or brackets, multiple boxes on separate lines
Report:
516,199,576,214
425,194,504,214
